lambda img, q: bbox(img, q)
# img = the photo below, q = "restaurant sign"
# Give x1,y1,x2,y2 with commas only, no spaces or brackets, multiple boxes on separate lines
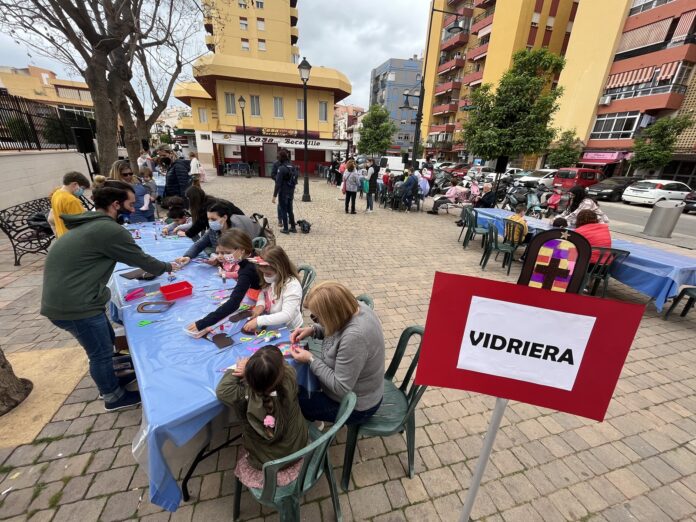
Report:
213,132,346,151
232,126,320,139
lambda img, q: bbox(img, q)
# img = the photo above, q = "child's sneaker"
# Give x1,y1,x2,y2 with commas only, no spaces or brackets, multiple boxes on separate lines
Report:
105,390,141,411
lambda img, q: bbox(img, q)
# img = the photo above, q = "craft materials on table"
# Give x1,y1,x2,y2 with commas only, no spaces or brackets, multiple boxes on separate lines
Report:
138,320,164,327
136,301,175,313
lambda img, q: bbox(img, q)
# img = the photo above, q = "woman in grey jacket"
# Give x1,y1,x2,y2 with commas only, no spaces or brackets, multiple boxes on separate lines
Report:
290,281,385,424
343,159,361,214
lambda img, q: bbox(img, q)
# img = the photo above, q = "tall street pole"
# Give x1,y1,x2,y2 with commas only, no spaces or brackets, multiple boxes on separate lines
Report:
241,107,248,164
302,79,310,201
410,5,435,170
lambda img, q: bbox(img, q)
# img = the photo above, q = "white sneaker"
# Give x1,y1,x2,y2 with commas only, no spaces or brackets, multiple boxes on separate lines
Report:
367,210,373,213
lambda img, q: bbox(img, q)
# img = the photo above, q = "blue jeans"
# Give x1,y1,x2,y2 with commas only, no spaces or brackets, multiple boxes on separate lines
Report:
278,192,295,231
366,193,374,211
51,313,123,403
298,388,381,425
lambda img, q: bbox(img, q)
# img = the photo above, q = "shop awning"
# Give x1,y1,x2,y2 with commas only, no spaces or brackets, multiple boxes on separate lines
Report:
616,18,672,53
657,61,680,81
606,66,654,89
673,10,696,43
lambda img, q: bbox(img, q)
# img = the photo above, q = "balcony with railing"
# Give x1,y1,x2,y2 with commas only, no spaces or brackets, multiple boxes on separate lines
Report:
432,102,459,115
437,56,467,75
447,0,473,6
474,0,495,7
440,31,470,52
462,67,484,85
444,9,473,28
471,8,495,35
628,0,675,17
467,42,489,61
601,83,687,113
434,80,463,96
430,123,456,133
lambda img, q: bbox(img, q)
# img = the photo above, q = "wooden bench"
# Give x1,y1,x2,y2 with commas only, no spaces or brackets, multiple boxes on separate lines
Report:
0,197,55,265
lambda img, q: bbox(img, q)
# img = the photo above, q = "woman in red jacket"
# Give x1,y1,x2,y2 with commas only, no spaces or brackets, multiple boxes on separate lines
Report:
574,209,611,264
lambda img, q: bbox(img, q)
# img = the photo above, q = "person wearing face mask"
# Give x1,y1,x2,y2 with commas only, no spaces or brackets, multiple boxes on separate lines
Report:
48,171,91,237
186,229,260,337
175,202,235,265
242,246,303,333
155,144,191,199
41,185,179,411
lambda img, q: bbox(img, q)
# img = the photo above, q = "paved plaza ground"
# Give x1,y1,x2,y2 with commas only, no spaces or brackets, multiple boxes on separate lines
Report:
1,175,695,522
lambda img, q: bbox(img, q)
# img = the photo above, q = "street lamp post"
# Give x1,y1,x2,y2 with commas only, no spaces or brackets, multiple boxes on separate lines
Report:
237,96,248,165
298,57,312,202
400,7,467,169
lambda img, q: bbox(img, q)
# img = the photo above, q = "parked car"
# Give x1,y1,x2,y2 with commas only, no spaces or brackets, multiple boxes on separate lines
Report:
622,180,693,205
468,166,495,180
684,191,696,213
553,168,604,190
586,176,644,202
443,162,469,174
434,161,454,170
517,169,557,188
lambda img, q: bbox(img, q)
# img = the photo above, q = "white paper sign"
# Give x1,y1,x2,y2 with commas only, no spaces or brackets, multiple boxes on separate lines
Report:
457,296,596,391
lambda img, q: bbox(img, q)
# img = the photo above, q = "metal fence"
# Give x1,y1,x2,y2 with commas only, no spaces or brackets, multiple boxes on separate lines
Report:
0,93,96,151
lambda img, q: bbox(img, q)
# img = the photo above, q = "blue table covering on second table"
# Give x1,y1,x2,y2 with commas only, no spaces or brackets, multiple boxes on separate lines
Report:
113,223,313,511
474,208,696,311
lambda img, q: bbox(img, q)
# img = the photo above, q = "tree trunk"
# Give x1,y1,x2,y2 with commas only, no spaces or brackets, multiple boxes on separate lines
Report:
0,349,33,416
118,98,142,174
85,60,120,177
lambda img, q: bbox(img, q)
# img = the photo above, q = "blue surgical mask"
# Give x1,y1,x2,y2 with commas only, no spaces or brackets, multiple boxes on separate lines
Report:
75,187,85,197
209,220,223,231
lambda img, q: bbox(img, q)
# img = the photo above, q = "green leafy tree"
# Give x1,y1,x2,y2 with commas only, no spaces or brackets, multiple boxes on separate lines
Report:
546,130,583,169
42,116,72,146
158,133,173,145
358,105,397,156
462,49,565,164
7,117,34,144
631,115,693,172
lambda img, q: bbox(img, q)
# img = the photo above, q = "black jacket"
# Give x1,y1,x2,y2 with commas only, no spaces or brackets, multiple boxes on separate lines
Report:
195,259,261,329
164,159,191,198
368,165,380,194
185,197,245,239
476,191,496,208
273,162,294,197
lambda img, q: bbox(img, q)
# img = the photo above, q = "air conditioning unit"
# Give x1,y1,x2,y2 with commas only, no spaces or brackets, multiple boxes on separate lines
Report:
598,96,612,106
530,22,538,27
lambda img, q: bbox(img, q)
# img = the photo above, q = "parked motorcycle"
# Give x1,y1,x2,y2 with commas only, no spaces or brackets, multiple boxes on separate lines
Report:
545,187,572,217
501,182,529,211
429,170,453,197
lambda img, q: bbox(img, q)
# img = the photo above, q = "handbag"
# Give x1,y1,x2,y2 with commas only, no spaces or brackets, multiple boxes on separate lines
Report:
341,180,346,195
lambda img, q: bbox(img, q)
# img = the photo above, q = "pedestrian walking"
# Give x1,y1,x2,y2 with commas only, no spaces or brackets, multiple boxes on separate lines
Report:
272,149,298,234
342,159,360,214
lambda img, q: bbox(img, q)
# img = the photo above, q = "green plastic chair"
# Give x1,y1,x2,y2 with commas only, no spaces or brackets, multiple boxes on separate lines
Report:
480,222,521,275
462,207,489,249
582,247,630,297
664,286,696,320
234,393,357,522
297,264,316,308
252,236,268,250
355,294,374,309
341,326,427,491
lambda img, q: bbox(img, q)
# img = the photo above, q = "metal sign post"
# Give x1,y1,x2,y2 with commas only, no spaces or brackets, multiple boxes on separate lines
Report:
458,397,508,522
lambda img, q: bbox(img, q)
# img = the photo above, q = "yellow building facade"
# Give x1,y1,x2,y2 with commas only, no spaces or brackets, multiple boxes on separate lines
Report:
175,0,351,176
0,65,94,117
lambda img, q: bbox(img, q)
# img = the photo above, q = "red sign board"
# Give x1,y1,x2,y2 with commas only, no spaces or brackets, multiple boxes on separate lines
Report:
414,273,644,421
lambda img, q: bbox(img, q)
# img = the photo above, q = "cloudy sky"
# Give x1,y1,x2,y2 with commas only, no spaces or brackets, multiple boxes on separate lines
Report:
0,0,430,109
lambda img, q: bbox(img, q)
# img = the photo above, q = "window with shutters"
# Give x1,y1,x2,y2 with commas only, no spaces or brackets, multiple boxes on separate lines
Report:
273,97,284,118
241,38,250,51
258,39,266,51
250,95,261,116
590,111,640,140
257,18,265,30
225,93,236,115
240,17,248,30
296,99,304,120
319,101,328,122
198,108,208,123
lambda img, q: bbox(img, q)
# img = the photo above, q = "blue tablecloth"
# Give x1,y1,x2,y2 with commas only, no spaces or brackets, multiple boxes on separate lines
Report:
112,223,314,511
474,208,696,311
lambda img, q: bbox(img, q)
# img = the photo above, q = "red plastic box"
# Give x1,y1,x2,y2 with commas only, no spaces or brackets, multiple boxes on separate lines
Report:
159,281,193,300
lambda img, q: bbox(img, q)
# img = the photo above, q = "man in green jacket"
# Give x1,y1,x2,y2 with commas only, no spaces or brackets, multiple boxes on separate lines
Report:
41,184,178,411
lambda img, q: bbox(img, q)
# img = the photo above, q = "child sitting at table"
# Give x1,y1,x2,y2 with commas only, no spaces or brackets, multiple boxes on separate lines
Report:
161,207,192,236
509,204,531,244
186,229,260,337
216,345,308,488
242,246,303,333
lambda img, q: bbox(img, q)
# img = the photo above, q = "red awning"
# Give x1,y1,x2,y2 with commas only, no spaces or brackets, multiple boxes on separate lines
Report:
579,159,620,166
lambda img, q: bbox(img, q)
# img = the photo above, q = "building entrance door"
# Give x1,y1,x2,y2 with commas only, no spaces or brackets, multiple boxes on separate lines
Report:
263,143,278,178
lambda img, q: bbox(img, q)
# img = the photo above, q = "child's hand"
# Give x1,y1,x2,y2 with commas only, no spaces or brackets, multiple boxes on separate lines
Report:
186,323,211,338
175,256,191,266
161,228,170,236
140,206,148,211
242,318,258,333
177,230,187,237
233,357,249,377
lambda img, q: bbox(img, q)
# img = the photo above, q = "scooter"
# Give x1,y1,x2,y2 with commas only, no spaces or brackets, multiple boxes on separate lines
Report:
429,170,453,196
545,188,572,217
501,181,529,211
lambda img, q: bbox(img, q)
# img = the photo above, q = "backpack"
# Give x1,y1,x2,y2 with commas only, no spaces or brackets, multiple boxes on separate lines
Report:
27,211,53,237
250,213,276,246
283,163,299,188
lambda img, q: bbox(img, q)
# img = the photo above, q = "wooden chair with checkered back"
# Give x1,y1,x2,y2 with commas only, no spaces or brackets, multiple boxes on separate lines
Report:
517,228,592,294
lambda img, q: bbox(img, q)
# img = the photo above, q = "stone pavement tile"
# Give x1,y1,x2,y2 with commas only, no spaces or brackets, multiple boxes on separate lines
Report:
92,412,118,432
112,445,136,468
432,492,463,522
5,443,46,467
604,468,650,499
35,420,71,440
660,446,696,476
101,490,142,521
385,479,409,509
63,416,96,437
40,453,92,483
59,474,93,504
85,465,135,498
199,471,221,500
53,497,106,522
356,437,387,460
490,449,524,475
373,512,407,522
28,480,64,512
80,429,119,452
420,466,461,498
480,479,515,512
587,475,627,507
115,425,140,446
589,444,631,471
0,486,33,518
501,504,544,522
548,488,589,521
64,386,99,405
433,441,466,466
140,513,170,522
404,500,439,521
114,408,143,428
568,481,610,513
537,460,580,489
0,464,44,492
499,473,540,504
319,493,352,522
600,503,637,522
169,504,193,522
529,496,566,522
351,458,389,488
52,402,86,422
383,454,406,480
621,434,661,459
419,446,442,470
347,483,391,520
39,435,86,462
625,495,670,521
27,509,56,522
